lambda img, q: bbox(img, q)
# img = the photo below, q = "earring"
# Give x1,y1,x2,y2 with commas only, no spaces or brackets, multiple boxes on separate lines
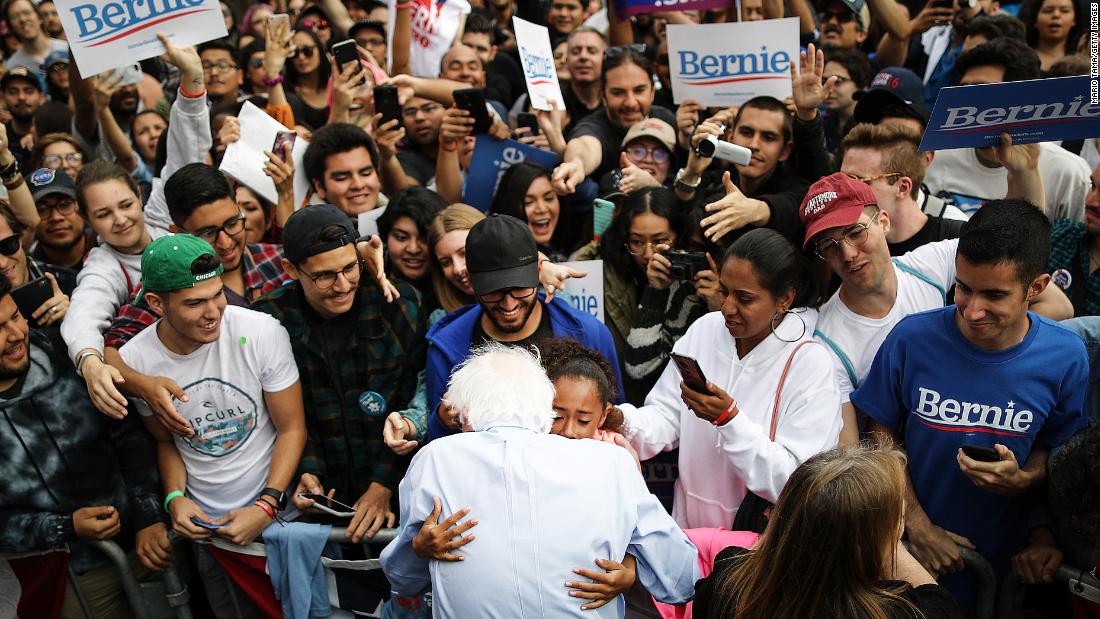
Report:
771,308,807,343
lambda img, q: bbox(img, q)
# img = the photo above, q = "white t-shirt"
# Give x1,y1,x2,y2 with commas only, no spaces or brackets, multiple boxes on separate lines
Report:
924,143,1089,223
814,239,958,402
406,0,471,78
119,305,299,516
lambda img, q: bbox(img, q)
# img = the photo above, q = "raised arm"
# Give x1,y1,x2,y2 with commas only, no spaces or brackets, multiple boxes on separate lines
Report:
0,124,38,228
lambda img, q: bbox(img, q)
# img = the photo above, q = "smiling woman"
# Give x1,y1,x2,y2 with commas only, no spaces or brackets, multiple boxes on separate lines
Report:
489,162,567,261
377,186,447,305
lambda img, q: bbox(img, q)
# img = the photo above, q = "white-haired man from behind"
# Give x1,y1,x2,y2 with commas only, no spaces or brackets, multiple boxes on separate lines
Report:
380,343,699,618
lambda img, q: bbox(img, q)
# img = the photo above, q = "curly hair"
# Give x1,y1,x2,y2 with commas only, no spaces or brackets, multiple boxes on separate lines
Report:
1049,426,1100,556
541,337,620,431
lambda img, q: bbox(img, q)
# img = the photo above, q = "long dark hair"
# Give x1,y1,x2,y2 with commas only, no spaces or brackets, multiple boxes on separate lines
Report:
723,228,823,309
1020,0,1086,51
284,25,331,90
600,186,684,277
488,162,552,224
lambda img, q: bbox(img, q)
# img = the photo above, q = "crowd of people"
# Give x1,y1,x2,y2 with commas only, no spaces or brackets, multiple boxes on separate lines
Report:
0,0,1098,616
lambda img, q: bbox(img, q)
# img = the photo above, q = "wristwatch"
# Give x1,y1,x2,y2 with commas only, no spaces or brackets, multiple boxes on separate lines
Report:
674,168,701,193
259,487,286,511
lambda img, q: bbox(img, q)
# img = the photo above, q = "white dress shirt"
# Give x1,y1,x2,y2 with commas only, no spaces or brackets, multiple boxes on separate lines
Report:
380,426,699,618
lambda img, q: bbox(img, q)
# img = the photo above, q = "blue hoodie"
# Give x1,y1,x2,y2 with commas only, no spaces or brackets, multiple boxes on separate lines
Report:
425,295,624,443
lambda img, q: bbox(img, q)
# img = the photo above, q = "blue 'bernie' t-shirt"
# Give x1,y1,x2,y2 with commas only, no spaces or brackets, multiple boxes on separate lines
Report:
852,306,1087,602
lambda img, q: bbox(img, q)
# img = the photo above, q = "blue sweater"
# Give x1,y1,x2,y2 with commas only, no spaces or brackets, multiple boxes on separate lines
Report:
424,296,624,443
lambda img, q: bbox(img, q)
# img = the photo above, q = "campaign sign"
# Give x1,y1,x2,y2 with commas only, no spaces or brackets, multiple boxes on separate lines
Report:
920,76,1100,151
464,136,558,211
513,17,566,112
614,0,730,19
560,260,604,324
667,19,797,107
57,0,228,77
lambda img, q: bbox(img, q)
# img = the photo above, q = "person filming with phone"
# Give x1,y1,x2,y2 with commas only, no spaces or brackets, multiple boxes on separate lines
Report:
615,227,843,531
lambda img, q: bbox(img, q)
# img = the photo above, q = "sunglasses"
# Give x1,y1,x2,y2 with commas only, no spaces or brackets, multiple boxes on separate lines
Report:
604,44,646,59
249,56,265,69
292,44,318,58
0,234,20,257
819,9,857,23
299,18,329,29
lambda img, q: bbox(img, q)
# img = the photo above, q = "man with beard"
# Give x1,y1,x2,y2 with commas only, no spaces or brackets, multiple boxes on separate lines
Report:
1,67,42,172
1046,161,1100,316
0,276,168,619
423,214,622,442
2,0,66,82
70,61,143,163
552,47,676,192
35,0,63,39
396,96,446,186
28,168,92,272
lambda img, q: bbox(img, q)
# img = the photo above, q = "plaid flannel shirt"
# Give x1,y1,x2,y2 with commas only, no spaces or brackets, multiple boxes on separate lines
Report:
1047,219,1099,317
251,277,426,498
105,243,287,349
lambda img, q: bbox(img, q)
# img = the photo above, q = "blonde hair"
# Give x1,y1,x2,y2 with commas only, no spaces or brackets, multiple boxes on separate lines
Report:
713,444,921,619
428,204,485,313
840,123,926,200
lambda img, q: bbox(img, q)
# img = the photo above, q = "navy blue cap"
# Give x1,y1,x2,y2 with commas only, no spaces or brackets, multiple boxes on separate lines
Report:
852,67,930,126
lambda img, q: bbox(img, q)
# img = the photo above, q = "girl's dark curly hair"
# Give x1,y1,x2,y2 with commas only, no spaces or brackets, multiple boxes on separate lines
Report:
541,337,619,417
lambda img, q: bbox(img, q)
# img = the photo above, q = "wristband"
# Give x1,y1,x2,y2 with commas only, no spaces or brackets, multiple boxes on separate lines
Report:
439,140,458,152
178,86,207,99
3,174,23,191
712,400,738,427
0,158,19,183
262,74,285,87
163,490,185,513
75,350,104,378
253,500,277,520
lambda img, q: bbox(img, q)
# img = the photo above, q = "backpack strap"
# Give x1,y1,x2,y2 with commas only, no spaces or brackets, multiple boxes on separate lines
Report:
813,329,858,389
922,193,947,218
767,340,817,440
892,258,947,305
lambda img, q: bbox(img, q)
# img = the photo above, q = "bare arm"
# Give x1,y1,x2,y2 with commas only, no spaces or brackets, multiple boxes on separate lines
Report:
564,135,603,176
0,124,38,228
788,0,818,35
261,382,308,497
607,0,633,47
762,0,784,19
319,0,355,34
69,60,99,142
866,0,911,40
391,3,413,76
94,75,138,173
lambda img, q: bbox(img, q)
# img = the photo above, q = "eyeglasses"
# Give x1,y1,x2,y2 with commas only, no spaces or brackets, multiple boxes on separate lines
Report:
299,18,328,29
624,144,670,164
191,213,247,244
357,36,385,47
813,210,880,260
823,74,851,86
818,9,856,23
477,287,537,303
0,235,20,256
604,44,646,59
248,57,265,69
42,153,82,167
402,102,443,118
625,237,672,255
201,60,239,74
292,44,317,58
46,62,68,73
301,259,364,290
845,172,900,185
36,196,77,217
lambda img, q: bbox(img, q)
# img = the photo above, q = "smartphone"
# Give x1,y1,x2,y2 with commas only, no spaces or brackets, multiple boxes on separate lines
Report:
11,276,52,326
332,38,361,74
453,88,492,134
299,493,357,517
374,84,402,128
190,516,226,530
273,130,296,161
516,112,539,135
110,63,142,87
961,444,1000,462
670,353,712,394
267,13,290,40
929,0,954,8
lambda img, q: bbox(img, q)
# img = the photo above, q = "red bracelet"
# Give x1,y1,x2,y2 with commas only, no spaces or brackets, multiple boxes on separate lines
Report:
252,500,277,520
178,87,207,99
712,400,738,427
439,141,458,152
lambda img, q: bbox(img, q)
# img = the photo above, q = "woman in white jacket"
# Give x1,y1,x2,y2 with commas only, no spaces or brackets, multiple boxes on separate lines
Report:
620,228,843,530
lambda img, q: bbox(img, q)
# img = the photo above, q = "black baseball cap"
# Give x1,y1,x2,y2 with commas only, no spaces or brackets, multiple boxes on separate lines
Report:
852,67,930,126
282,204,357,264
28,167,75,202
466,214,539,296
0,66,41,92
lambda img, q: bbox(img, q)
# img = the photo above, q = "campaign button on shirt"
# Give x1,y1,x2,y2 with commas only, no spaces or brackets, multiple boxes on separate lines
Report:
359,391,387,417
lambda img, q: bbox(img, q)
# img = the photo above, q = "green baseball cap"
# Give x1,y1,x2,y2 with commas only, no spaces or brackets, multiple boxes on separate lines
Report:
136,235,224,303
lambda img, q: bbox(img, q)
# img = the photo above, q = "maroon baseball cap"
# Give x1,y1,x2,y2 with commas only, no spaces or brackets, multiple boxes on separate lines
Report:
799,173,878,248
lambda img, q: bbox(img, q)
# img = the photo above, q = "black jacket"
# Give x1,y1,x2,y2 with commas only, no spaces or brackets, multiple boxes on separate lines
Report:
0,330,162,574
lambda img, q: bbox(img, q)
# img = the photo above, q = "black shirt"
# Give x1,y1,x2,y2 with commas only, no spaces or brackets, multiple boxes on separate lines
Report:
690,163,811,247
485,53,527,109
888,215,965,257
568,105,678,181
560,81,601,135
396,147,436,186
694,546,965,619
471,301,553,351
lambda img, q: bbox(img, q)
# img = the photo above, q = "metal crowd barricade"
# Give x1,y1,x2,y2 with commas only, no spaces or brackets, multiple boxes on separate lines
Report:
996,561,1100,618
77,526,398,618
959,546,998,619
